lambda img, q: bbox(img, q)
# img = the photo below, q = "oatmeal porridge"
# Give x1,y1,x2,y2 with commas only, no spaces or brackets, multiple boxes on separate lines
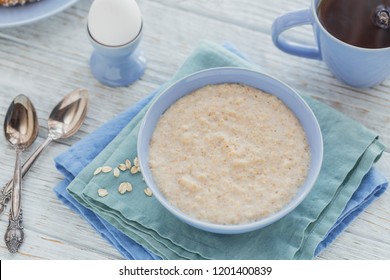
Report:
149,83,310,225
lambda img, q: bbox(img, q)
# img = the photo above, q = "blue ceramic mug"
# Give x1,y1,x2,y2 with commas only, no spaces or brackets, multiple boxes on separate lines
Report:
271,0,390,88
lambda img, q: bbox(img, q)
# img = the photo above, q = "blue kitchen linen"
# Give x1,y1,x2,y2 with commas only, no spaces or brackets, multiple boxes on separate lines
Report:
54,41,388,259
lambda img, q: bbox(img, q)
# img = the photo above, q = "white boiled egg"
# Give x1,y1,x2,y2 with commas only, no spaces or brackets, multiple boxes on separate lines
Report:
88,0,142,47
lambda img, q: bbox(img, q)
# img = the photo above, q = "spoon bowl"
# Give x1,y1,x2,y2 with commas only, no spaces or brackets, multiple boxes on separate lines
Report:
4,95,39,149
47,88,89,139
4,94,39,253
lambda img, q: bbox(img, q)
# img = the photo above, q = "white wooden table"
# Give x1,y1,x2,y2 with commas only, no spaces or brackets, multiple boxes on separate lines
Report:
0,0,389,260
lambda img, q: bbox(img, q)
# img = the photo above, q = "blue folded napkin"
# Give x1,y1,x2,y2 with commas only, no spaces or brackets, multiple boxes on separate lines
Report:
55,92,159,260
54,42,388,259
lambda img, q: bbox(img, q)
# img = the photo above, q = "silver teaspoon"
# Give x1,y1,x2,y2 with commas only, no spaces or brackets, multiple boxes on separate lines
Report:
4,94,39,253
0,89,89,215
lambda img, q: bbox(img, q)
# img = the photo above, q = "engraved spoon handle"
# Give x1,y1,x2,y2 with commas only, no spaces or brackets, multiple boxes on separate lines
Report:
5,148,24,253
0,137,53,215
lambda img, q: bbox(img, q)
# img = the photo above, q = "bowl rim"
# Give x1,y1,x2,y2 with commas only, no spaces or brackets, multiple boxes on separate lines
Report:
137,67,323,234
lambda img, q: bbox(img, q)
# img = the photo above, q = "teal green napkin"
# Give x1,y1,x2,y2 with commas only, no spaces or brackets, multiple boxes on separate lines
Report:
67,41,385,259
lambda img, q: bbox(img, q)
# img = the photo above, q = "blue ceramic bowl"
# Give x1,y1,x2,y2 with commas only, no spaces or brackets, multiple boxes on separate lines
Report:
138,67,323,234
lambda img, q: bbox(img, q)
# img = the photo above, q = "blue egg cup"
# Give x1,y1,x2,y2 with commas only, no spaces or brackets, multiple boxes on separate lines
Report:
88,26,146,87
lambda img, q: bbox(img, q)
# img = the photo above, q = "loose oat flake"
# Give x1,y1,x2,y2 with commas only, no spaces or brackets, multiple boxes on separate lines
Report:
113,167,120,178
93,167,102,175
118,182,133,194
130,166,139,174
98,188,109,197
134,157,139,167
125,159,132,169
118,163,127,171
102,166,113,173
144,187,153,197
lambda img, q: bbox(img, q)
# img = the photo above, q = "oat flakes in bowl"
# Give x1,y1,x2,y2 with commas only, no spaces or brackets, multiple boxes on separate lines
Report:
137,67,323,234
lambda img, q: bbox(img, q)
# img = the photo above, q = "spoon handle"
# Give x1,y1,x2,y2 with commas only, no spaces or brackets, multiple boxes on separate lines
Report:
0,137,53,215
5,148,24,253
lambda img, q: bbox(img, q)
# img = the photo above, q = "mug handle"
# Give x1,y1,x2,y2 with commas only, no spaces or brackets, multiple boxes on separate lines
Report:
271,9,321,60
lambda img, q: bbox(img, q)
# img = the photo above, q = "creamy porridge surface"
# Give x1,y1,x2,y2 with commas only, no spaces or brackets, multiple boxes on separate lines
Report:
149,83,310,225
